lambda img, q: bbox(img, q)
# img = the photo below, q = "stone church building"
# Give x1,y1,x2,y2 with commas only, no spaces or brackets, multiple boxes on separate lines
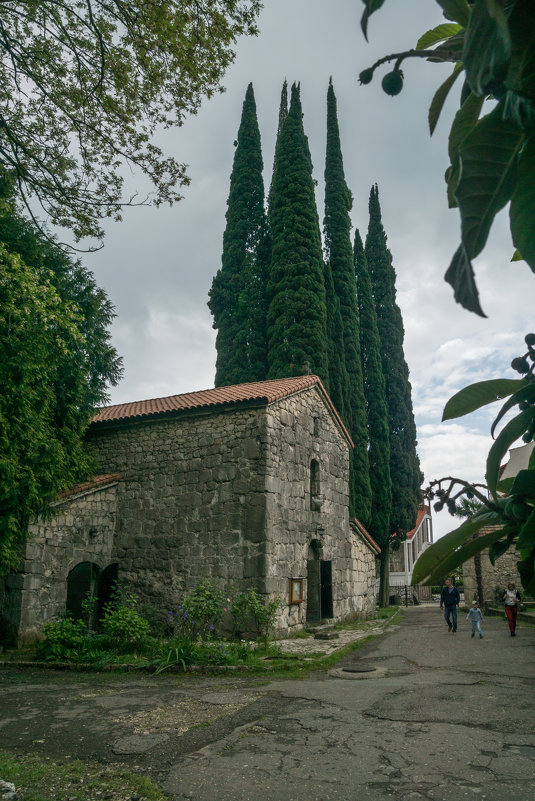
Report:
1,375,380,643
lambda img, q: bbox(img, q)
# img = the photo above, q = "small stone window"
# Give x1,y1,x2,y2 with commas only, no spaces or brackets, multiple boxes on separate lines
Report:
313,416,320,437
310,459,323,511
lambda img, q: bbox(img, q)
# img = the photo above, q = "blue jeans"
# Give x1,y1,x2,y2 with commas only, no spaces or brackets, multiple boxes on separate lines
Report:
444,604,457,631
471,620,482,636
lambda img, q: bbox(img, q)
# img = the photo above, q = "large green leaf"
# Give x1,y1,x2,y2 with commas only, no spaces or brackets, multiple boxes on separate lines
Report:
486,408,535,496
456,103,524,262
463,0,511,96
517,509,535,549
517,549,535,594
510,133,535,273
442,378,524,421
436,0,471,27
490,381,535,437
421,526,509,585
444,244,485,316
360,0,387,40
429,63,464,136
411,511,502,585
417,23,462,50
446,92,484,206
511,469,535,500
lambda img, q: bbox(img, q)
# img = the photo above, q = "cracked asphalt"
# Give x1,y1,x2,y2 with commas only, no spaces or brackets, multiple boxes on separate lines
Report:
1,606,534,801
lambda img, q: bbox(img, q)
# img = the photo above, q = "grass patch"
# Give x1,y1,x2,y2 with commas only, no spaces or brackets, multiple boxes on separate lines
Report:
0,752,168,801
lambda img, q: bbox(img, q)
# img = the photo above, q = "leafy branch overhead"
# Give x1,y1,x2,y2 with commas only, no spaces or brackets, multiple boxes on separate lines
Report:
412,334,535,595
359,0,535,317
0,1,261,245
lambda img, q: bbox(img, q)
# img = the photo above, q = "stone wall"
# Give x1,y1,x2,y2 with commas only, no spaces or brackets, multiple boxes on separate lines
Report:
1,482,117,643
259,388,371,629
87,405,269,624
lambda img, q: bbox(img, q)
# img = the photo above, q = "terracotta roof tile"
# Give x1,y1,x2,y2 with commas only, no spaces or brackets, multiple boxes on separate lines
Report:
351,518,381,554
56,473,121,501
91,376,353,445
405,503,431,540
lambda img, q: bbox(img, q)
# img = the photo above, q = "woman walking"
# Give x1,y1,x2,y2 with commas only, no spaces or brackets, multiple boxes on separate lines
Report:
502,582,521,637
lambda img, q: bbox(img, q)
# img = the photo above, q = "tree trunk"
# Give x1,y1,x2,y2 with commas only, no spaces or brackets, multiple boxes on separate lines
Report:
378,548,390,608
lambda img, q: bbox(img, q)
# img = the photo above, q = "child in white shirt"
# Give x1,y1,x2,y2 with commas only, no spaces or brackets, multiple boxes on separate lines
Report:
466,600,483,638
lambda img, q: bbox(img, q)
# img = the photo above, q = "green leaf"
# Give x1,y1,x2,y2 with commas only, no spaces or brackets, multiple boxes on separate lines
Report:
444,243,486,316
511,249,523,261
511,469,535,500
411,510,502,585
447,92,484,206
517,549,535,594
360,0,387,40
486,408,535,496
436,0,471,27
424,526,510,585
517,509,535,549
490,381,535,437
496,476,515,494
463,0,511,96
489,537,513,564
510,133,535,273
428,63,464,136
417,24,462,50
456,102,525,262
443,378,524,421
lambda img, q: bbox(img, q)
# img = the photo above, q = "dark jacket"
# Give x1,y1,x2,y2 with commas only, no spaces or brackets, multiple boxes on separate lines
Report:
440,585,460,607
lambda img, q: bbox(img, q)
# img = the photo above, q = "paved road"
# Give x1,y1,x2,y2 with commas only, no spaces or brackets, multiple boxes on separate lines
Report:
1,606,534,801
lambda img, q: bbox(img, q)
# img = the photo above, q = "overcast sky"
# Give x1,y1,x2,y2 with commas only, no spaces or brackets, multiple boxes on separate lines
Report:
84,0,534,540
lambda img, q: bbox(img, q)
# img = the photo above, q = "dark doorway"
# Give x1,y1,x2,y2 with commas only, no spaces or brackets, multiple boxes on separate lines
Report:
306,556,321,624
320,560,333,619
97,563,118,621
66,562,99,622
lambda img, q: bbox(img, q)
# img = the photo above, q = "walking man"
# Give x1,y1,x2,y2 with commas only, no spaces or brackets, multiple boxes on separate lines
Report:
440,577,460,634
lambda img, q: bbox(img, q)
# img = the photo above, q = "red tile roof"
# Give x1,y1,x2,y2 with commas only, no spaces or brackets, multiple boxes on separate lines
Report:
405,504,431,540
91,375,353,445
351,518,381,554
55,473,121,501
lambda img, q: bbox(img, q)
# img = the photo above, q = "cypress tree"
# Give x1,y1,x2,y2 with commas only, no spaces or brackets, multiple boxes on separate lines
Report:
268,80,288,217
267,83,329,385
208,83,269,387
323,79,371,526
365,185,422,542
354,229,392,604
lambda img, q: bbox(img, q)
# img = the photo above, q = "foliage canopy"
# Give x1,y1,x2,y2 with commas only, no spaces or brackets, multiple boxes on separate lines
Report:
359,0,535,317
0,179,121,572
0,0,261,244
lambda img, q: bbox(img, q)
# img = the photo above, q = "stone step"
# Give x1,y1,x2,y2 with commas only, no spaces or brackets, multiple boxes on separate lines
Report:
314,630,339,640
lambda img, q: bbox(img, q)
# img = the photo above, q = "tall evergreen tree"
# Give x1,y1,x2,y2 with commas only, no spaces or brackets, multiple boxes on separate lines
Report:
268,80,288,217
323,79,371,526
354,229,392,604
208,83,269,387
267,83,329,385
365,184,422,541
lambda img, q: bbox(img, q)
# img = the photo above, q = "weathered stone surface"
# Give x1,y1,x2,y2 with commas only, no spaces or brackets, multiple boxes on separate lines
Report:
2,385,378,642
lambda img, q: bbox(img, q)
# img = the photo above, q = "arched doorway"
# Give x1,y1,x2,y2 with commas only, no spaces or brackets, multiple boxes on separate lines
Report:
306,543,333,624
66,562,99,623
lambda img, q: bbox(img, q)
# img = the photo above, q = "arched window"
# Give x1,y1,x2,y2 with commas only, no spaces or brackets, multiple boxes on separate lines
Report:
310,459,323,511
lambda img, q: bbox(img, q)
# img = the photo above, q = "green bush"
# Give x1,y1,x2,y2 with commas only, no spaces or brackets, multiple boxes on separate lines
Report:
230,588,282,647
100,593,150,644
35,617,87,662
167,581,226,641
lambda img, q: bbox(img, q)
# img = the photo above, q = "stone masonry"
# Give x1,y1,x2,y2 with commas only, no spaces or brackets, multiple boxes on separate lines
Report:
1,377,379,641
